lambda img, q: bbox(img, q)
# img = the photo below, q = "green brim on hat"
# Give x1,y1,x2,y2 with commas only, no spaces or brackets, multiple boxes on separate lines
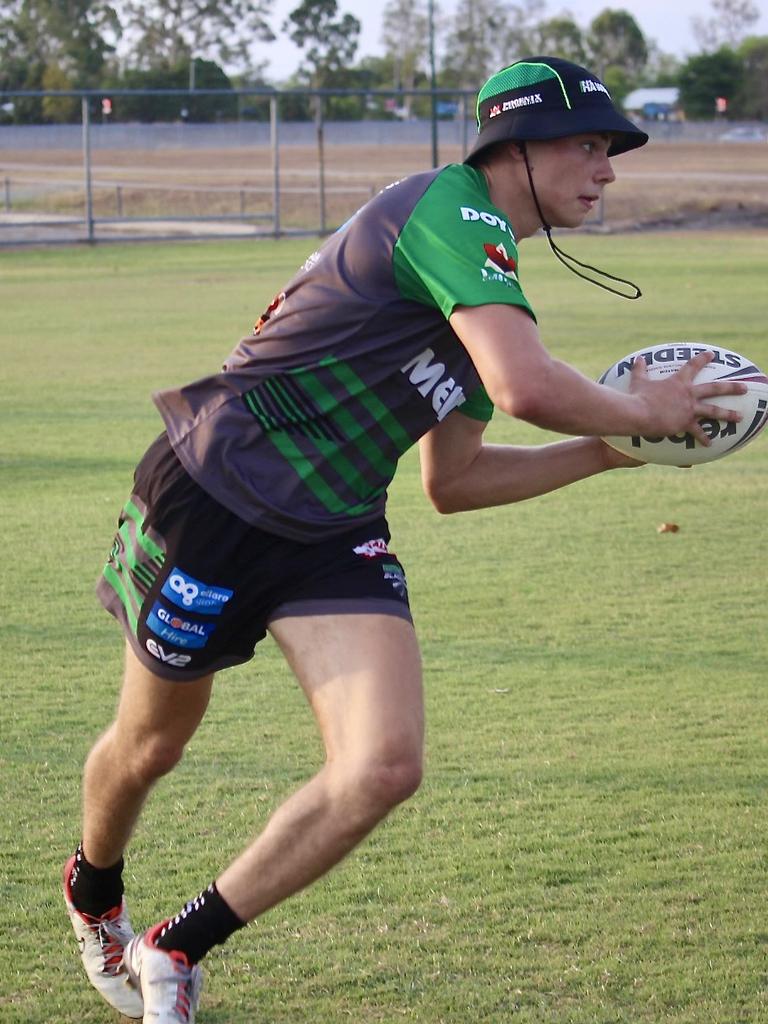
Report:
465,56,648,162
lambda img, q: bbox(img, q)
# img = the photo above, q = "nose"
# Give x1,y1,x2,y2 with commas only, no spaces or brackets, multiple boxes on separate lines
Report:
597,153,616,185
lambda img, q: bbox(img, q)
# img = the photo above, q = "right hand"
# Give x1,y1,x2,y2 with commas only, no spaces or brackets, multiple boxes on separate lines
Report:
629,351,747,446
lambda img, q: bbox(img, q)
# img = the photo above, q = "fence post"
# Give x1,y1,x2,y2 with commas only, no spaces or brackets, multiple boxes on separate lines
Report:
270,95,281,238
3,177,10,212
81,97,94,242
461,93,470,159
316,96,326,235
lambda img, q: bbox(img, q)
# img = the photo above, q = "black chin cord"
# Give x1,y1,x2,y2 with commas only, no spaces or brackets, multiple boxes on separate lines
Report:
522,146,642,300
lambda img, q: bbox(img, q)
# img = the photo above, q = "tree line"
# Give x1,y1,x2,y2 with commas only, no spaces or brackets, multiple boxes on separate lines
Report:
0,0,766,124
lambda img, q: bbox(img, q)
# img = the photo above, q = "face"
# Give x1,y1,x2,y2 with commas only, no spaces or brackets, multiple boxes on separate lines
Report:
524,134,617,229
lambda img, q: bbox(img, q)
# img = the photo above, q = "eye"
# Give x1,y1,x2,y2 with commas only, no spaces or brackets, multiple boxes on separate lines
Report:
581,139,597,153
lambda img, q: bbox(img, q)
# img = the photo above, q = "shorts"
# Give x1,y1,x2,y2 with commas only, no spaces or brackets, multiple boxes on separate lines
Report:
96,433,412,681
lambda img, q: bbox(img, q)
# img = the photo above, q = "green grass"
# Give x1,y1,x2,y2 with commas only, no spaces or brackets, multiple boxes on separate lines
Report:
2,232,768,1023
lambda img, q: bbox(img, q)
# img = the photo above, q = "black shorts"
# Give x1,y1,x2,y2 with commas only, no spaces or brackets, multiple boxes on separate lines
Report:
96,433,412,681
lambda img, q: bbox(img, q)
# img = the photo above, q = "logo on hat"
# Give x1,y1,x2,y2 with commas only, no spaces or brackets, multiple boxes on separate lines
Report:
580,79,610,96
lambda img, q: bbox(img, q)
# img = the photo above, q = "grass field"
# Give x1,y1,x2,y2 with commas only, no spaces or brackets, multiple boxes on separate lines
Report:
2,230,768,1023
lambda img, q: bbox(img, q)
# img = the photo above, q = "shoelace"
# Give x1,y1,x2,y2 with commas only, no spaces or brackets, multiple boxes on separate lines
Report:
157,955,198,1022
96,919,125,976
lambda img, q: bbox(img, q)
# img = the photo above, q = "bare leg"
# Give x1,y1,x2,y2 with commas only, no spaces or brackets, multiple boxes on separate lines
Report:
81,643,214,867
216,613,423,922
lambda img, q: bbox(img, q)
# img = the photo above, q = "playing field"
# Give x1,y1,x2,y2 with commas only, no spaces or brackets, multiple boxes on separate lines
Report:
2,230,768,1023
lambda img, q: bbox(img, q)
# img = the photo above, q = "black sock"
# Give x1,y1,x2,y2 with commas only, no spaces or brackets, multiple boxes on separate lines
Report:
154,882,245,964
68,842,125,918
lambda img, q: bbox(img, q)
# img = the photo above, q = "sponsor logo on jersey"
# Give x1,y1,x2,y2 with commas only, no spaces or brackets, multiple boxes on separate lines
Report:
580,79,610,97
254,291,286,335
353,538,390,559
460,207,512,235
483,242,518,281
161,568,233,615
146,602,216,649
400,347,466,421
145,638,192,667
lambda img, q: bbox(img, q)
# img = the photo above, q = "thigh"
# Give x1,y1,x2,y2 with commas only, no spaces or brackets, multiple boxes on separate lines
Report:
269,613,424,763
111,642,214,748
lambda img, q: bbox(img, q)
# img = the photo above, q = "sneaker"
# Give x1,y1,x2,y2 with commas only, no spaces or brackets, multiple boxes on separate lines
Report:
63,854,144,1019
125,923,204,1023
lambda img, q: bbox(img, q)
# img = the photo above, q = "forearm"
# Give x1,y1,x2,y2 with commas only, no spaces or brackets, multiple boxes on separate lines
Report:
511,358,647,436
430,435,623,513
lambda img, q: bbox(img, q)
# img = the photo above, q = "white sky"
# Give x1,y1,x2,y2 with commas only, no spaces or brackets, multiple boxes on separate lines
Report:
258,0,768,81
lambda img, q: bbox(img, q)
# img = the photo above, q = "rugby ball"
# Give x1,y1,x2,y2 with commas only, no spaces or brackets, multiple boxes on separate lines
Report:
599,342,768,465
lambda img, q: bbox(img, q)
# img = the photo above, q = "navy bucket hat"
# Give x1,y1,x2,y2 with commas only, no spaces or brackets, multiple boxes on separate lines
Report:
465,56,649,162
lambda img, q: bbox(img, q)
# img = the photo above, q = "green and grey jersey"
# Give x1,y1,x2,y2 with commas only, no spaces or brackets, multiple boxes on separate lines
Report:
154,163,535,541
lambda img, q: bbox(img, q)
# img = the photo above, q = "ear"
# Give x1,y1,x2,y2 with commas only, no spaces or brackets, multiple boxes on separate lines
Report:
507,141,527,162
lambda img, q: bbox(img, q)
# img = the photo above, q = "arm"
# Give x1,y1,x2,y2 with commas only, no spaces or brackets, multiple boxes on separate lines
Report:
449,303,745,445
419,409,635,515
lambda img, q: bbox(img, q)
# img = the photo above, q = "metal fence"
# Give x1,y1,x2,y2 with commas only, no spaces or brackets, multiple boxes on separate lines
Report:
0,88,764,246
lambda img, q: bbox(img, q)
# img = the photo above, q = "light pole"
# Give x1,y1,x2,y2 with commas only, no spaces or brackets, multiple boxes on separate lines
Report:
428,0,438,167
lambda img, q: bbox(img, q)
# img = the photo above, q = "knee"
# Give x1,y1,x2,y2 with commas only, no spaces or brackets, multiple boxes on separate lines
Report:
338,753,423,826
126,733,186,785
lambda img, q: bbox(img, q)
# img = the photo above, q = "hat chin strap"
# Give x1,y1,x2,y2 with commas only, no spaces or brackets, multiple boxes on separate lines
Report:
521,144,642,300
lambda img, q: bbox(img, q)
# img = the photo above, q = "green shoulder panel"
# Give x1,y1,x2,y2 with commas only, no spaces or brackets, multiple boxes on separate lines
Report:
392,164,536,322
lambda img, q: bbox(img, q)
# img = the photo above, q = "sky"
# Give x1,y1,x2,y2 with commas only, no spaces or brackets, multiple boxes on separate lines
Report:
259,0,768,81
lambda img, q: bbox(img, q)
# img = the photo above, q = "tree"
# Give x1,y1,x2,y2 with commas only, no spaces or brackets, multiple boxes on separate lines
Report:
41,63,80,123
115,0,275,72
440,0,507,90
531,16,586,64
104,59,237,121
692,0,760,52
734,35,768,119
677,46,744,119
0,0,119,91
587,8,648,82
381,0,430,116
283,0,361,89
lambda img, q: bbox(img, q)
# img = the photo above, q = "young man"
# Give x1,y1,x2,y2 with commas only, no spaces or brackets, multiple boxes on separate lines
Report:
64,57,745,1023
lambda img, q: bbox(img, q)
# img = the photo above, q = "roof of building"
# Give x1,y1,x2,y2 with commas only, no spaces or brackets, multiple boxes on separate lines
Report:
623,87,680,110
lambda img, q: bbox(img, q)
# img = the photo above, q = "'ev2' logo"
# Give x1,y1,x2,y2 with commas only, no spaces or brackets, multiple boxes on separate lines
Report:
145,638,191,667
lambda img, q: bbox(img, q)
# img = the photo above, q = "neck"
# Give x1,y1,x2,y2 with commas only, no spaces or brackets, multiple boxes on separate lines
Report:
478,161,541,241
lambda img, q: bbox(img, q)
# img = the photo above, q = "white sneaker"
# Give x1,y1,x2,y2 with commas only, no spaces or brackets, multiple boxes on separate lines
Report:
63,854,144,1019
125,924,204,1023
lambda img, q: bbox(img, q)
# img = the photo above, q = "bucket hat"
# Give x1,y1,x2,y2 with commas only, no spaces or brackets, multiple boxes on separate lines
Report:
465,56,648,162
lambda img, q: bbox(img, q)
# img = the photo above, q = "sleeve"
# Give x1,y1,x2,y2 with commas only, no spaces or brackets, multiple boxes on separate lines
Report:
458,384,494,422
392,165,536,323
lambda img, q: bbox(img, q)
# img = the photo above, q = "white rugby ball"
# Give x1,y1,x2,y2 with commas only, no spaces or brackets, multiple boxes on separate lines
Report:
599,342,768,465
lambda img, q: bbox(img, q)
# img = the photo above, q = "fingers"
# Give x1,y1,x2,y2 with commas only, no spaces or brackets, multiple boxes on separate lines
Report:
694,400,744,423
676,349,715,379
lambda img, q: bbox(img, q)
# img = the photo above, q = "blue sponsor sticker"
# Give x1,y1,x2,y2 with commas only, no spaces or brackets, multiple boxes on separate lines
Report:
147,601,216,649
161,567,233,615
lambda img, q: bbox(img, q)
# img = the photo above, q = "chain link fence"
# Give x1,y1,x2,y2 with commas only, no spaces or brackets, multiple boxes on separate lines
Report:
1,88,765,245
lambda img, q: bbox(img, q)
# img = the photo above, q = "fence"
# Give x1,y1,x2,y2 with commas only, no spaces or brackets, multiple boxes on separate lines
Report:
0,88,765,245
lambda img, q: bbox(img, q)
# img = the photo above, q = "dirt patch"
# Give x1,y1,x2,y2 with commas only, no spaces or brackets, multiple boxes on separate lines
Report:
1,140,766,242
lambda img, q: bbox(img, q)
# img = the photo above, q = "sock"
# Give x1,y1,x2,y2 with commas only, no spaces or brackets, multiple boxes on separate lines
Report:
68,842,125,918
154,883,245,964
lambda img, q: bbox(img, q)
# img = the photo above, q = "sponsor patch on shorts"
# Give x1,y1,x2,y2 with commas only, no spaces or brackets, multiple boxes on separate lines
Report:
147,601,216,649
161,567,233,614
382,562,407,598
353,537,389,558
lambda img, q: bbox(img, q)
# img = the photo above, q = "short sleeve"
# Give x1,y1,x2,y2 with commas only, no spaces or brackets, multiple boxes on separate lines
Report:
392,164,536,323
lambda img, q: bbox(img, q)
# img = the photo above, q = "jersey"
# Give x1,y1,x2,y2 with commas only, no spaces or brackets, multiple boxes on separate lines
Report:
154,163,535,542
